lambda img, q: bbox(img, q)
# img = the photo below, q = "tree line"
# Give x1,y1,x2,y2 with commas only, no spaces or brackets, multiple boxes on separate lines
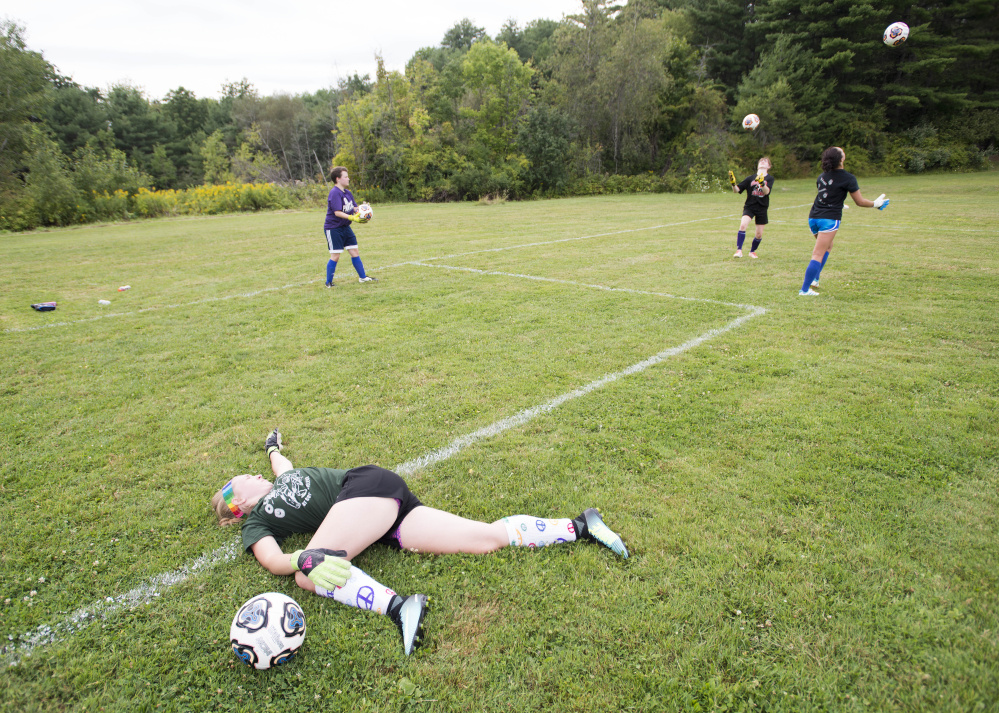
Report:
1,0,996,229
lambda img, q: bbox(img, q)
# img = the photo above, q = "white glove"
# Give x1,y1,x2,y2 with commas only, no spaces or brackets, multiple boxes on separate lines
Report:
873,193,889,210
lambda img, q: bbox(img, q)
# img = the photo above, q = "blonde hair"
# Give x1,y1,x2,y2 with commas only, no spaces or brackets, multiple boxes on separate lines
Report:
211,488,243,527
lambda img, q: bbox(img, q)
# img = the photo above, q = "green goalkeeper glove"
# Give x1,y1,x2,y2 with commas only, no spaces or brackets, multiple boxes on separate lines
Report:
728,170,736,186
264,428,282,457
290,548,351,589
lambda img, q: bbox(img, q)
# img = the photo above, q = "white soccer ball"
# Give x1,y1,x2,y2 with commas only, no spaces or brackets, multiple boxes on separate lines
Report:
883,22,909,47
230,592,306,670
357,202,373,220
742,114,760,131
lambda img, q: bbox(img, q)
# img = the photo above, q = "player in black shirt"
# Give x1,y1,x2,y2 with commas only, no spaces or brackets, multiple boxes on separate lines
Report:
799,147,889,295
728,157,774,258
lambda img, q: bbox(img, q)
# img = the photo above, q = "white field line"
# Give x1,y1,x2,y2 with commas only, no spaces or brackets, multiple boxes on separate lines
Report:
2,221,767,667
3,540,242,667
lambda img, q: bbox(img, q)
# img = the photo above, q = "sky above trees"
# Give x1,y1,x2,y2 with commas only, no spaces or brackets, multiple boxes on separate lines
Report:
8,0,584,99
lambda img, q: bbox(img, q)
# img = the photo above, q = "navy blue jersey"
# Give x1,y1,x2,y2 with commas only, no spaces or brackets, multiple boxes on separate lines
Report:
809,170,860,220
324,187,358,230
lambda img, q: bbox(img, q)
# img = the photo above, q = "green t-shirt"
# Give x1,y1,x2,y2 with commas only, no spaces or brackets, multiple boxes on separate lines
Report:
241,467,349,553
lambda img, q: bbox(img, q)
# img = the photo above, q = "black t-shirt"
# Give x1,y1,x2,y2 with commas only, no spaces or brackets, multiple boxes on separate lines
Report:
737,174,774,210
809,169,860,220
241,467,349,553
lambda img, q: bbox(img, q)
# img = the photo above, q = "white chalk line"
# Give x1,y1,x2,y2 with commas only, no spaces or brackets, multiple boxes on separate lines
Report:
2,205,801,335
3,221,767,667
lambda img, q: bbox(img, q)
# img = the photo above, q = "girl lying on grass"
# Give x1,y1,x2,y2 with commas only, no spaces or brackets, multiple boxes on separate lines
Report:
212,429,628,656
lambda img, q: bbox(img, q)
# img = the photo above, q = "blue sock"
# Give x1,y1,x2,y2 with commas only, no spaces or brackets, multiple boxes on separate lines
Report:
802,260,822,292
737,231,746,249
326,259,337,285
351,256,366,278
816,251,830,278
751,237,762,252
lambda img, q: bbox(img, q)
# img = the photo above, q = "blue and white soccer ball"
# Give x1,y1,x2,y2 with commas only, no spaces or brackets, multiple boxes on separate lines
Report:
742,113,760,131
883,22,909,47
230,592,306,670
357,202,374,220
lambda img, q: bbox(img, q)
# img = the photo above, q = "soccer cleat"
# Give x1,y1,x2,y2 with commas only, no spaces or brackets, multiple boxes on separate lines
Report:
264,428,282,456
799,289,820,296
733,250,743,258
325,281,335,288
573,508,629,558
358,276,378,283
388,594,428,656
750,252,758,259
811,279,819,287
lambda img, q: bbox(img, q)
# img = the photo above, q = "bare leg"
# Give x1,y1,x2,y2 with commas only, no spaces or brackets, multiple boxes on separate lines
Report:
294,497,400,592
812,230,836,261
396,506,509,555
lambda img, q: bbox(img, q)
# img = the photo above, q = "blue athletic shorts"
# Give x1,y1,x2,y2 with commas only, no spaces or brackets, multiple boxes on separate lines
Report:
325,225,358,253
808,218,841,235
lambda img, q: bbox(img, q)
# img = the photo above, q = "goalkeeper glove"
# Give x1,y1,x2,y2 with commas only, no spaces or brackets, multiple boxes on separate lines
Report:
754,173,766,186
290,548,351,589
728,170,736,186
265,428,282,457
344,213,362,223
873,193,889,210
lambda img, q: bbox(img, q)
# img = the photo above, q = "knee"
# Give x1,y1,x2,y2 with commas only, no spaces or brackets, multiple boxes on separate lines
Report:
294,571,314,592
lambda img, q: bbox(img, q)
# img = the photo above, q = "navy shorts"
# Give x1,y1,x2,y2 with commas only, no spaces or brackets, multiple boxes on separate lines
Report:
335,465,423,549
325,225,358,253
742,205,768,224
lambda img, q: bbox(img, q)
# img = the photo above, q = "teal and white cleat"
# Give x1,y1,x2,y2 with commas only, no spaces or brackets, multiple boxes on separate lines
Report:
798,289,820,296
389,594,428,656
574,508,629,558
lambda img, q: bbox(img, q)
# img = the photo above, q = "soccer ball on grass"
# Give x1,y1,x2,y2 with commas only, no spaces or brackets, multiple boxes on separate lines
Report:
742,114,760,131
883,22,909,47
230,592,306,670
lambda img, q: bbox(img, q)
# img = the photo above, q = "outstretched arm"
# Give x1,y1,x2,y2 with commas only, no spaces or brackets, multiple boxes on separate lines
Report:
251,536,296,575
850,190,888,209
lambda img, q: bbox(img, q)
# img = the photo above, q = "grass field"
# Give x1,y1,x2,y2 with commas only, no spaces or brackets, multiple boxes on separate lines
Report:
1,173,997,712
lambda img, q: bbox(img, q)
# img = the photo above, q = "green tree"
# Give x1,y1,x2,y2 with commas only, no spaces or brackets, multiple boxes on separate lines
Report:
0,20,53,177
200,129,233,184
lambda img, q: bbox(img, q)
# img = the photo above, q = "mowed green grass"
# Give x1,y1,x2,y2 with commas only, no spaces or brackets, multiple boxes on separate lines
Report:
1,173,997,712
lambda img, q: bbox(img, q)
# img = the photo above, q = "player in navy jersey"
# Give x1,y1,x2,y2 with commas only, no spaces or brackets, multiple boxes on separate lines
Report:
799,147,889,296
212,428,628,656
728,157,774,258
323,166,377,287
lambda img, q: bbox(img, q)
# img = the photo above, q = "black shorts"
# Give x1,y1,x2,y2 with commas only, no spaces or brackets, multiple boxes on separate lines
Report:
335,465,423,549
742,205,769,224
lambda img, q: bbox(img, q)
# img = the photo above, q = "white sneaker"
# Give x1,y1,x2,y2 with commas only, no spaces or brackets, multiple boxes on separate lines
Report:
733,250,743,258
811,279,819,287
749,252,758,259
358,276,378,283
799,289,820,296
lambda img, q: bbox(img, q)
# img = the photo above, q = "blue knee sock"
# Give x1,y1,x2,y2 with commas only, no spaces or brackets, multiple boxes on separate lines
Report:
802,260,822,292
326,259,337,284
737,231,746,249
751,237,762,252
816,251,830,278
351,256,366,278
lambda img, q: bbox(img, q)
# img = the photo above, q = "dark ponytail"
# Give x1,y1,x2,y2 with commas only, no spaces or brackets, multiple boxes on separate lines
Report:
820,147,843,173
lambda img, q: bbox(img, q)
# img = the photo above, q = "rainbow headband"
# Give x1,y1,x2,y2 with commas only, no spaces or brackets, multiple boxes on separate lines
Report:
221,480,244,518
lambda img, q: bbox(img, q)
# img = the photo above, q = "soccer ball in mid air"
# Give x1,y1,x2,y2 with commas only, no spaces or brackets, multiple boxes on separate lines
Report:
230,592,306,670
742,114,760,131
883,22,909,47
357,202,373,220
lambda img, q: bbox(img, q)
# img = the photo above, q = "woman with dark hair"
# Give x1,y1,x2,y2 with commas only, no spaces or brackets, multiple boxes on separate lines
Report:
212,429,629,656
799,147,889,296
